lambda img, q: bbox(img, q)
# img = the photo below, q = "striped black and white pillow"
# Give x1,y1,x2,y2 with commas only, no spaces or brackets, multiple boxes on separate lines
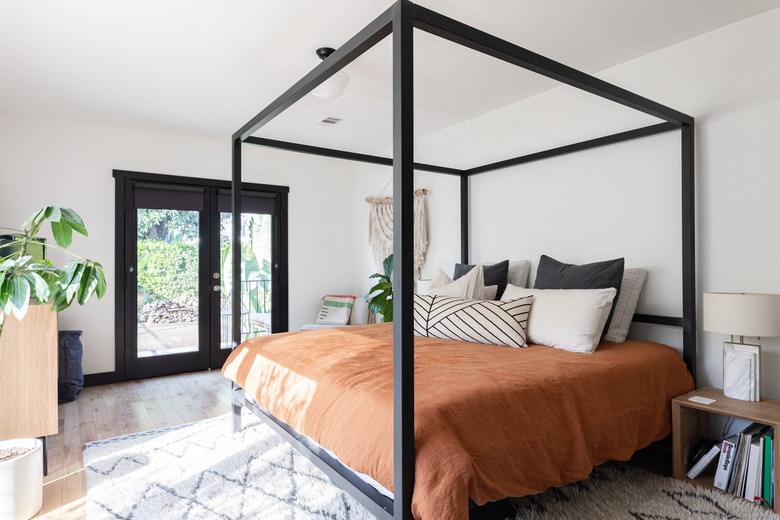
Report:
413,294,534,348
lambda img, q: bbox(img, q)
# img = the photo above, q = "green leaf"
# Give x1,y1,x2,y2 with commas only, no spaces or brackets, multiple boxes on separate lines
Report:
58,260,80,287
0,257,15,271
368,280,393,293
22,271,50,302
14,255,33,268
93,262,107,298
63,264,83,304
8,275,31,320
50,219,73,248
368,273,390,281
46,206,62,223
382,254,393,278
77,264,96,305
60,208,88,237
27,262,59,274
50,287,70,312
22,207,47,235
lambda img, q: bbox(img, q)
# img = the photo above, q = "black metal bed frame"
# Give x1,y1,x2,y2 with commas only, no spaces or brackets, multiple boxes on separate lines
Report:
230,2,696,519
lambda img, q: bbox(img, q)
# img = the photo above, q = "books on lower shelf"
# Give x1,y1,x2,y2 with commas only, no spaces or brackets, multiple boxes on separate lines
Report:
713,423,774,507
687,443,721,480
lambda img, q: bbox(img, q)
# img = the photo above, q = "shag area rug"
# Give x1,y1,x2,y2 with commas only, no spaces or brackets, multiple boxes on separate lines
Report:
85,413,777,520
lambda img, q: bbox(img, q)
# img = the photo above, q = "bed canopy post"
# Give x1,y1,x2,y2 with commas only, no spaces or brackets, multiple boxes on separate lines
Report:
460,174,469,264
231,137,243,350
392,1,415,519
681,123,696,382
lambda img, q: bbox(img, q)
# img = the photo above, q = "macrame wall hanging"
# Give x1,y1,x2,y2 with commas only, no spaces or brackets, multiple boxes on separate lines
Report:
366,188,428,280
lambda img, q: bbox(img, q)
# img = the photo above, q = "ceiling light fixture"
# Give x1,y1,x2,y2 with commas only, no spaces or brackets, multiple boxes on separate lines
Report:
312,47,350,99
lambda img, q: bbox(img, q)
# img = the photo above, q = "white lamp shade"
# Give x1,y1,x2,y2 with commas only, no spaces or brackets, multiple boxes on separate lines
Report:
312,71,350,99
703,292,780,337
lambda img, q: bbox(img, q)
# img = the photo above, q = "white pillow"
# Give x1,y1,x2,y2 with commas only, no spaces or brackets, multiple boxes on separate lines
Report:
501,285,617,353
429,266,485,299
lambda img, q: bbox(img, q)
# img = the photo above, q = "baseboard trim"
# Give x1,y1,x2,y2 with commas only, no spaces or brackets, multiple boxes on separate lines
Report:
84,371,120,387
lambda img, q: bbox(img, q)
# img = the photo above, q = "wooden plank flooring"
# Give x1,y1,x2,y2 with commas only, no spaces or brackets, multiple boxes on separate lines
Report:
34,370,231,520
31,368,672,520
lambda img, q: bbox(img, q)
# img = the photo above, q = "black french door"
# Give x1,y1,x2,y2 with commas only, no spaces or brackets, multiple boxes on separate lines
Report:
114,171,288,381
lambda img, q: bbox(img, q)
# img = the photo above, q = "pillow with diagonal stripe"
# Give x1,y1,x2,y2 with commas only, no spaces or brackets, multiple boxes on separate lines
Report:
413,294,534,348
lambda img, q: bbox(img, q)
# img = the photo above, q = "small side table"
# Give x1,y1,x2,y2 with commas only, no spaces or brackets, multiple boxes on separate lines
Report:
671,387,780,512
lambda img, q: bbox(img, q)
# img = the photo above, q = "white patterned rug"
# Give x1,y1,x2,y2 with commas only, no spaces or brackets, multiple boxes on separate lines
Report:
85,413,777,520
85,413,374,519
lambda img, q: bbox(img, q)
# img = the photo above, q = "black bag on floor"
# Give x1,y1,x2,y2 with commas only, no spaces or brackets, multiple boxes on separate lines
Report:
58,330,84,402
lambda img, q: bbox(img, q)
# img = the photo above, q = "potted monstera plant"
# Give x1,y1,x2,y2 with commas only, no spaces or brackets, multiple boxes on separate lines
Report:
0,206,105,519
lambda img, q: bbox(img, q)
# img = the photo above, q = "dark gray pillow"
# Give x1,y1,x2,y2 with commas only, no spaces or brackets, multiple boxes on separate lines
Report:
534,255,624,337
454,259,510,299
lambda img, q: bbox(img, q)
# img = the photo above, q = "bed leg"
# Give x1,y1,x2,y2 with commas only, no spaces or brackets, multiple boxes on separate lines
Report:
231,383,243,433
232,399,242,433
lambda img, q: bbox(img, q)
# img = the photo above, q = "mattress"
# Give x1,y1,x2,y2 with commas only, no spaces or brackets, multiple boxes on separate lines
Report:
222,322,693,520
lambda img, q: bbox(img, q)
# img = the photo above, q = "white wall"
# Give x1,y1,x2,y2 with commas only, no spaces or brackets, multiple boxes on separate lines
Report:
388,7,780,397
0,113,355,374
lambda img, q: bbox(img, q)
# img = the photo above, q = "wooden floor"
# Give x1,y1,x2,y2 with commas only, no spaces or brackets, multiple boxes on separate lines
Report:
34,370,231,520
33,369,672,520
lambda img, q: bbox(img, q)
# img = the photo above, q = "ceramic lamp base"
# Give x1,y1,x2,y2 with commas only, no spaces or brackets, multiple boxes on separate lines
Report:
722,341,760,401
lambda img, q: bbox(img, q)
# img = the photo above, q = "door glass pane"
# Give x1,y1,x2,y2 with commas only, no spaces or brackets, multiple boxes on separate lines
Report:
136,209,200,357
220,212,272,348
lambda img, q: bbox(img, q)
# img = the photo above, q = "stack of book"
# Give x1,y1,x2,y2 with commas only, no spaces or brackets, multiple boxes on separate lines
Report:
692,423,775,507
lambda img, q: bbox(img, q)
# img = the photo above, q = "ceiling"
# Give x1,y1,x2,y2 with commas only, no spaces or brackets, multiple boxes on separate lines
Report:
2,0,779,155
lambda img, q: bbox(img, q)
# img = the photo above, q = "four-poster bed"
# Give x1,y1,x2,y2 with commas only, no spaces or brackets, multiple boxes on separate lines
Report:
226,1,696,519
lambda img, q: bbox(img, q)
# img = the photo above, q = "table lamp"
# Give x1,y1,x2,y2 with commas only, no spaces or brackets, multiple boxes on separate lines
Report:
703,292,780,401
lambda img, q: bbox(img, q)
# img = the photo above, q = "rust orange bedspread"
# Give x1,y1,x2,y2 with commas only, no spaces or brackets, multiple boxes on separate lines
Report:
222,322,693,520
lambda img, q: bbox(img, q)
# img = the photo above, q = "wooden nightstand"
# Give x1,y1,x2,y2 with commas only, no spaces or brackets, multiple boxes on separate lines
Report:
672,387,780,512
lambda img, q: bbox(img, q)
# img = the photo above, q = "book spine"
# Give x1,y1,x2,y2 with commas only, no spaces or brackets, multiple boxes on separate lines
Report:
762,433,772,505
687,444,720,480
715,437,738,490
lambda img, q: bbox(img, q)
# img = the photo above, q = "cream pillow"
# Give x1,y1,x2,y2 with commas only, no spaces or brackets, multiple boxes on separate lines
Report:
501,285,617,353
429,265,485,299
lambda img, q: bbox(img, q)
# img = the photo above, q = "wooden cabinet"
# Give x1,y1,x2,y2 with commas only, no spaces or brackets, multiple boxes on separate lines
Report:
672,387,780,513
0,304,58,441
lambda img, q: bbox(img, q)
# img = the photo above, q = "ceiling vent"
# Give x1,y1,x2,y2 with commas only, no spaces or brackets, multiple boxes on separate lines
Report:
318,116,342,126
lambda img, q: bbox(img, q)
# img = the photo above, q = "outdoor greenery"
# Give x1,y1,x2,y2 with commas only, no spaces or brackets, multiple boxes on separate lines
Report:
135,209,272,316
0,206,106,334
137,240,198,303
366,254,393,322
138,209,199,242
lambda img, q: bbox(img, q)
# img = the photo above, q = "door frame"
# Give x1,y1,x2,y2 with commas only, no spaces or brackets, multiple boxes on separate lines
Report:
114,169,289,381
